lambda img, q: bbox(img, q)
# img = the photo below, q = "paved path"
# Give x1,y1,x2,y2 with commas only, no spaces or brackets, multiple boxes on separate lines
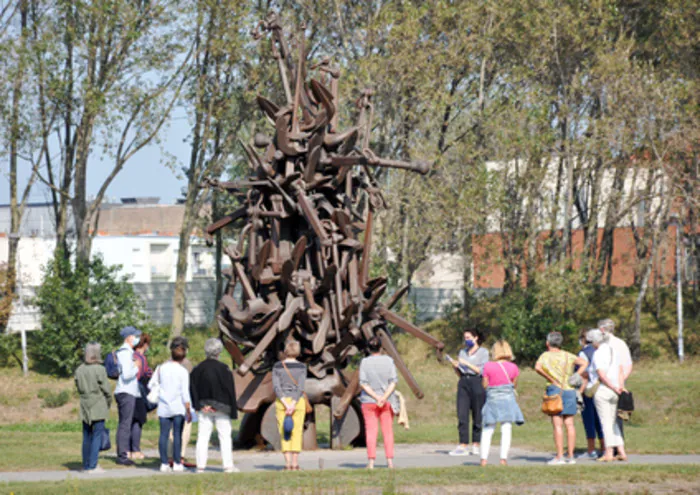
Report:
1,444,699,484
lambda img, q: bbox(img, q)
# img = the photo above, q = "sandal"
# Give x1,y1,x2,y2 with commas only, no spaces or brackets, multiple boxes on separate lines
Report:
283,466,291,471
596,457,614,463
615,455,628,462
292,465,301,471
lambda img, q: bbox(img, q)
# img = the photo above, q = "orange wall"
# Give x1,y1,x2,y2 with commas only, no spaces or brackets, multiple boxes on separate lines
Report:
472,226,680,289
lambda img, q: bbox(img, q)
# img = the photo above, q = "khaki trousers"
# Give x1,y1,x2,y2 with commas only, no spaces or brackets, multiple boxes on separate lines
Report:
594,385,624,448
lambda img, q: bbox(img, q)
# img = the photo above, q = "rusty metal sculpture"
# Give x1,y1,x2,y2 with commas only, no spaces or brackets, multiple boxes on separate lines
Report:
205,12,444,450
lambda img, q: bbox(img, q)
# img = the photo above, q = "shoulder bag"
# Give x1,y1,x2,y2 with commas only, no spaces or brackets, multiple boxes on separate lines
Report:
146,366,161,404
541,353,569,416
282,361,313,414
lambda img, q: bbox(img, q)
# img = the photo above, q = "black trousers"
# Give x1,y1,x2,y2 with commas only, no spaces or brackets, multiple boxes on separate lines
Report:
115,393,136,460
457,375,486,444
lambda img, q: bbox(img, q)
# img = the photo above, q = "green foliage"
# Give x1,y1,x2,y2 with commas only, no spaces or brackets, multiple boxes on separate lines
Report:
0,332,22,368
39,389,70,408
33,252,151,376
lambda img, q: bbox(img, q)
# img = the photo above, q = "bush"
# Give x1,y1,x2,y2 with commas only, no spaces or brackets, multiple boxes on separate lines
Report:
39,389,70,408
33,252,151,376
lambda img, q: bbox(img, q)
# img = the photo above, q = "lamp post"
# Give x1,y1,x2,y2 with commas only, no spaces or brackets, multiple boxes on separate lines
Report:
8,233,29,376
669,214,684,364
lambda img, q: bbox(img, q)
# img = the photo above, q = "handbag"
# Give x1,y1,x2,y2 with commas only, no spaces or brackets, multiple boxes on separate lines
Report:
584,382,599,399
618,390,634,412
146,366,161,404
140,381,158,412
100,427,111,451
541,353,569,416
282,361,313,414
541,390,563,415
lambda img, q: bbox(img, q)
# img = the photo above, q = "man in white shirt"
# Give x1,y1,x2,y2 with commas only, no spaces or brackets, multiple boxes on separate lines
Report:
115,326,142,466
598,318,632,449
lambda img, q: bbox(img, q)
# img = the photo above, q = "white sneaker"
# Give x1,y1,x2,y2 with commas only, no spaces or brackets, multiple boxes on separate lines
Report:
172,463,185,472
196,468,205,474
448,445,469,456
576,451,598,459
547,457,566,466
566,457,577,465
85,466,105,474
471,445,480,455
160,464,172,473
223,466,240,473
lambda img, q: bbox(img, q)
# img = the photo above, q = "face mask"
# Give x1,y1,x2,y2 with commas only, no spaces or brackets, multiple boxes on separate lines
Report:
464,339,475,349
132,337,140,347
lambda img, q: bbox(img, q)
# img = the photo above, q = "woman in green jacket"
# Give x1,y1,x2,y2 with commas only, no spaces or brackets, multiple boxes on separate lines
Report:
75,342,112,473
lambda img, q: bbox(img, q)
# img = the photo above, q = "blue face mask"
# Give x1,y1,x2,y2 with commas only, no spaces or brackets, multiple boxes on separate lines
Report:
464,339,475,349
132,337,140,347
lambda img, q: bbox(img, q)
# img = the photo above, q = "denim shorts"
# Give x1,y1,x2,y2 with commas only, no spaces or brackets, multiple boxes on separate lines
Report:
546,385,577,416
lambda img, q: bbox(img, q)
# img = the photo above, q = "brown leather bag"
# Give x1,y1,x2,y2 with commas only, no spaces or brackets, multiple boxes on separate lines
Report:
282,361,313,414
541,353,568,416
541,390,563,415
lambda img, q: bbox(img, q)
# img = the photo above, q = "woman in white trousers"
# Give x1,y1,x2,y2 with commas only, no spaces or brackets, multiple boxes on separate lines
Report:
190,338,239,473
587,329,627,462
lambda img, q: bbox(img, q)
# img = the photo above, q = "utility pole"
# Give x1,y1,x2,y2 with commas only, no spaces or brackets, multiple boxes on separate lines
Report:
670,214,684,363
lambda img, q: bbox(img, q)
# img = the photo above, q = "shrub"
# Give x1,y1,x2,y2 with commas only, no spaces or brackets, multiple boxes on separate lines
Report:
40,389,70,408
33,252,151,376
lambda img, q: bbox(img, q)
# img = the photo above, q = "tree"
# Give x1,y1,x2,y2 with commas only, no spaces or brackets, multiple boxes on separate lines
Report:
32,0,188,267
34,253,149,376
170,0,254,338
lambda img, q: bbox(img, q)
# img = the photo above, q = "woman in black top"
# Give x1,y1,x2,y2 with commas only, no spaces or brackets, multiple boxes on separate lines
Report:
190,338,238,473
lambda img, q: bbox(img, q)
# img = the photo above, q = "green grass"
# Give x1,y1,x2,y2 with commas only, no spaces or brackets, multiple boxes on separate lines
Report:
3,464,699,494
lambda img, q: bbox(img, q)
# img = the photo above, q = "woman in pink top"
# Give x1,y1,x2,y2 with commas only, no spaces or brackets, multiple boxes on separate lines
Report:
479,340,524,466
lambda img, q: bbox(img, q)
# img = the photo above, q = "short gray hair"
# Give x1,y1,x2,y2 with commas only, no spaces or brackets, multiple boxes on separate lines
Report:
204,338,223,359
586,329,604,345
598,318,615,333
85,342,102,364
546,332,564,348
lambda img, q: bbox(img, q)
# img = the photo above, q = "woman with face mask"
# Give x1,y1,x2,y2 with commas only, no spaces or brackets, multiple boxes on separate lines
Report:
448,329,489,456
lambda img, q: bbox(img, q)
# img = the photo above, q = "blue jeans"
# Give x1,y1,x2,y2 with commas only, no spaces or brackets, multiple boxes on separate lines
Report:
581,395,603,440
159,416,184,465
82,420,105,470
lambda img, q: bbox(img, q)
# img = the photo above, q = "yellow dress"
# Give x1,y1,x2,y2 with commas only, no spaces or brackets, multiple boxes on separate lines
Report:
275,396,307,452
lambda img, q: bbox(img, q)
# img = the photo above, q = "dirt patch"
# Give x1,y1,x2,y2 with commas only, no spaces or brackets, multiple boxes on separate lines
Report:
0,370,79,424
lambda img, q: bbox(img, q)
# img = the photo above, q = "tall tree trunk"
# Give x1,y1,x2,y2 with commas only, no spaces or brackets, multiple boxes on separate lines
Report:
6,0,29,309
170,170,201,338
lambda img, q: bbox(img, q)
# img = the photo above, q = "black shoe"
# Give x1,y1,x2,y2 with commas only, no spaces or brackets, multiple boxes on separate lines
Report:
116,458,136,466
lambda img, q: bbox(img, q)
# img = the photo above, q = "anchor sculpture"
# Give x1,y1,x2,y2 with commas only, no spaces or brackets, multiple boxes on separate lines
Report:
206,12,444,450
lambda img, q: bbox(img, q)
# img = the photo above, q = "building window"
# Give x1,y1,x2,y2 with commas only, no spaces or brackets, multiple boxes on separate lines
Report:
150,244,171,281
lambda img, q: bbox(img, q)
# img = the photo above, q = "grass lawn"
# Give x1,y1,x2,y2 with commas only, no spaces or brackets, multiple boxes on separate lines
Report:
3,464,700,494
1,355,698,473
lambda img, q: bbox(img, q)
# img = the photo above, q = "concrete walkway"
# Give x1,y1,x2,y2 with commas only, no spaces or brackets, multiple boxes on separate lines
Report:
1,444,699,483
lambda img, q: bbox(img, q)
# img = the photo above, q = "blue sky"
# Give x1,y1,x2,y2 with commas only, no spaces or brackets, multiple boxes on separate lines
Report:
1,116,192,206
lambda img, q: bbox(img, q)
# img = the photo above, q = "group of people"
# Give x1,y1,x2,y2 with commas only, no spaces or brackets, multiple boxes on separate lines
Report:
74,327,238,474
74,317,633,474
448,318,632,466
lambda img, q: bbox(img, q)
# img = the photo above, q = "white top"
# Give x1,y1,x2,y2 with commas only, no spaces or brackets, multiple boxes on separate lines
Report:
114,343,139,397
591,343,621,389
609,335,632,369
152,361,191,418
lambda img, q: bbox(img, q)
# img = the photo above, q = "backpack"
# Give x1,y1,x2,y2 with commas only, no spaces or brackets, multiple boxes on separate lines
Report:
104,350,120,380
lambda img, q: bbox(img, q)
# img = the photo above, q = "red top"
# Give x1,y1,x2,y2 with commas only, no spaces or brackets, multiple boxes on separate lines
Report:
483,361,519,387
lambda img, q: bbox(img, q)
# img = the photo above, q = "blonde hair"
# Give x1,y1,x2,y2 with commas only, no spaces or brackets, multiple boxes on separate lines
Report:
284,339,301,359
491,340,514,361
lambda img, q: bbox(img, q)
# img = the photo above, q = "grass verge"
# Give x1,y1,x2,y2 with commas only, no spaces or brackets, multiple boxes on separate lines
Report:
3,464,699,494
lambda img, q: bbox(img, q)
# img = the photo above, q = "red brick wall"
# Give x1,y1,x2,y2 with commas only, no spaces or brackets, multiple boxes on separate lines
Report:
472,226,679,289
